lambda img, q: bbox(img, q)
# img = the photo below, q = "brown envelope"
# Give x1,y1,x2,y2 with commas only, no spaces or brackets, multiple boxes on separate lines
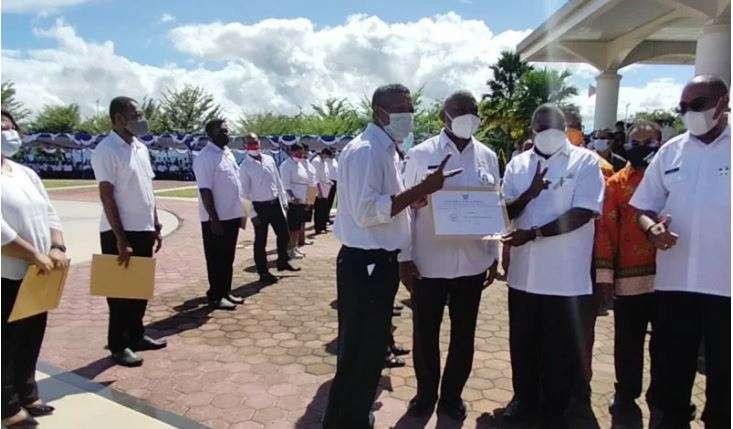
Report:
306,186,318,205
9,264,70,322
90,254,156,300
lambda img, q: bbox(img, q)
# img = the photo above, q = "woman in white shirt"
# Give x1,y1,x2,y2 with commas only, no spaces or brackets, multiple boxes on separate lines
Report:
1,110,69,428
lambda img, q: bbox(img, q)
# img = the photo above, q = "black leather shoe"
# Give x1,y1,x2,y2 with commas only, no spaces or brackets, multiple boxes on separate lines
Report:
227,294,244,304
259,272,279,284
501,397,537,423
277,262,301,272
437,398,467,421
389,344,410,356
111,348,143,367
210,298,237,310
132,335,167,351
407,397,436,417
23,403,54,417
5,416,39,428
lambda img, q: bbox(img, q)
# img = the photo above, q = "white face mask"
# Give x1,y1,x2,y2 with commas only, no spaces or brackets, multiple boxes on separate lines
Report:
682,107,719,136
591,139,609,152
1,130,22,157
533,128,567,155
381,109,414,142
447,112,480,139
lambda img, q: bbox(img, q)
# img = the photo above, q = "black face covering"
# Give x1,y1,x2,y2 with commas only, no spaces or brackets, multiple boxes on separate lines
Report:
212,134,230,147
626,145,658,168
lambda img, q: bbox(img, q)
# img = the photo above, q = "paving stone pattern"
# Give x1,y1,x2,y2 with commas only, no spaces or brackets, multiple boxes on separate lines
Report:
40,187,706,428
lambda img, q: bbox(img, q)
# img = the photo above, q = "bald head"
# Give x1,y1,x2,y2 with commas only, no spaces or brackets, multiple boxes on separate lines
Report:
531,103,566,133
679,74,730,138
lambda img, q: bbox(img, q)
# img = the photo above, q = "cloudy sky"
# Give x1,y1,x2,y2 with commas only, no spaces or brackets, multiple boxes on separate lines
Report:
2,0,692,129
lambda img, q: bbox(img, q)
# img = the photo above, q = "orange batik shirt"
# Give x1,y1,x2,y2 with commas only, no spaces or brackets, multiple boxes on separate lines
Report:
595,165,656,295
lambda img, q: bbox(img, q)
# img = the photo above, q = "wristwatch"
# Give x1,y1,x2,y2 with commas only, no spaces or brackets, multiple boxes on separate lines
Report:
50,244,67,253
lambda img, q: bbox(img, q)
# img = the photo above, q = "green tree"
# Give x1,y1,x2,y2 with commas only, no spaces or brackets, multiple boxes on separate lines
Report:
634,108,684,132
140,96,166,134
158,86,223,134
1,81,32,125
28,104,81,133
77,113,112,134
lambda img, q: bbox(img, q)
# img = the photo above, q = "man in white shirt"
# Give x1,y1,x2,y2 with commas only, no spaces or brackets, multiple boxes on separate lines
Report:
325,153,338,225
312,148,334,234
500,104,604,427
192,119,245,310
323,84,457,428
400,91,500,420
631,74,730,429
300,144,317,246
91,96,166,367
240,133,299,284
279,143,310,259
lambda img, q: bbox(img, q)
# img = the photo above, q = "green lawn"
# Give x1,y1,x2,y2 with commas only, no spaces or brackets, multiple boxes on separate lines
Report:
154,187,199,199
42,179,96,189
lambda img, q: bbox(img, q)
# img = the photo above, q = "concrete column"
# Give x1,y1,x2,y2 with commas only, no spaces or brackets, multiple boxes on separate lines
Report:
695,18,731,85
593,70,621,130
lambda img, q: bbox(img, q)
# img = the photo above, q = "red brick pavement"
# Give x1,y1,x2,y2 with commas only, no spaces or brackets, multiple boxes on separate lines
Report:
40,186,707,428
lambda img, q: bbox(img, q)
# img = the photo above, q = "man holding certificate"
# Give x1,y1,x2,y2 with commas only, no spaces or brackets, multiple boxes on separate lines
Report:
399,91,500,421
92,96,166,367
500,104,604,428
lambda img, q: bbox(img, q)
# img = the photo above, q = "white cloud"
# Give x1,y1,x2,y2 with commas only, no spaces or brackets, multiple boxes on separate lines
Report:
1,0,90,13
160,13,175,24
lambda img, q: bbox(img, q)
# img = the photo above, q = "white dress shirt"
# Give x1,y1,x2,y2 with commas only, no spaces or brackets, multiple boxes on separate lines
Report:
630,127,730,297
503,142,605,296
1,161,63,280
327,158,339,182
311,155,332,196
91,132,156,232
279,157,311,202
192,142,244,222
239,152,287,205
399,130,501,279
334,123,411,252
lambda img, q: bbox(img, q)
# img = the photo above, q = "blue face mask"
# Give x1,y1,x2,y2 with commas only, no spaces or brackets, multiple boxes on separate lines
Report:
1,130,22,157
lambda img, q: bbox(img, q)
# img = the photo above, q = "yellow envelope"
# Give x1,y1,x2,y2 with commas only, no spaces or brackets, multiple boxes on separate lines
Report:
306,186,318,205
9,264,70,322
90,254,156,300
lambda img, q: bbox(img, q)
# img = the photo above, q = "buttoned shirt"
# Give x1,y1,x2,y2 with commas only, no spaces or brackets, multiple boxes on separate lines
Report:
192,142,244,222
327,158,338,182
279,157,311,201
334,123,411,251
239,153,288,218
630,127,731,297
503,142,605,296
91,132,156,232
311,155,332,196
399,130,501,278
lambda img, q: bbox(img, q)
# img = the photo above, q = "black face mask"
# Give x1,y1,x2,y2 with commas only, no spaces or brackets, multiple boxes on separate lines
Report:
626,145,658,168
212,134,230,147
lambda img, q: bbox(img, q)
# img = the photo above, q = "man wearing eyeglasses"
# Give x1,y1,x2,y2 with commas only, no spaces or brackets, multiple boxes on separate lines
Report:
631,74,730,429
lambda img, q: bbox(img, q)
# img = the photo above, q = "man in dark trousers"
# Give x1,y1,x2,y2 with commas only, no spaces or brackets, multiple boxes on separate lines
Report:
323,83,458,428
239,132,299,283
312,148,334,234
91,96,167,367
192,119,245,310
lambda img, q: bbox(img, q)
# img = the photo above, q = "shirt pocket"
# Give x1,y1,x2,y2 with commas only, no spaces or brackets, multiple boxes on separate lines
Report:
545,175,576,211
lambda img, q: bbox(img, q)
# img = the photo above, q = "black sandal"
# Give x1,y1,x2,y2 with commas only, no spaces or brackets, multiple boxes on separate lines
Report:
384,354,405,368
24,403,55,417
390,345,411,356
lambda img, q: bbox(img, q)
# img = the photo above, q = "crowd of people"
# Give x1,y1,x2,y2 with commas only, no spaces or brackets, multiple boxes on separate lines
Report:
0,73,729,429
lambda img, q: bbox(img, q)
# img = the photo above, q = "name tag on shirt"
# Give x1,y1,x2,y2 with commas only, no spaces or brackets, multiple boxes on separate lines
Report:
664,167,680,175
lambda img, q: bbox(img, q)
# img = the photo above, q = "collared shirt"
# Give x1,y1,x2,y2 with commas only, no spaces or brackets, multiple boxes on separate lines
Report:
1,161,63,280
595,165,656,295
279,157,311,201
91,132,156,232
192,142,244,222
239,152,287,203
630,127,731,297
399,130,501,279
502,142,605,296
334,123,411,251
326,158,338,181
311,155,332,196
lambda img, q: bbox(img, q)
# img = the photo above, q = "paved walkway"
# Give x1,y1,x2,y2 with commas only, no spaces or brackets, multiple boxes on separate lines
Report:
37,184,707,428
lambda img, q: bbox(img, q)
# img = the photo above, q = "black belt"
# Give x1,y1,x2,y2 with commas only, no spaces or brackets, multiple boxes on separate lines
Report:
252,198,280,206
342,245,400,259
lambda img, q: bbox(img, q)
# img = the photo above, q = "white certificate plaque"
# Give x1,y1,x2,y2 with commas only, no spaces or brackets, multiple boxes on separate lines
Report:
430,188,509,239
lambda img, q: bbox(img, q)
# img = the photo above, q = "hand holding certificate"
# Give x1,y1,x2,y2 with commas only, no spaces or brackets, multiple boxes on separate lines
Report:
430,188,509,239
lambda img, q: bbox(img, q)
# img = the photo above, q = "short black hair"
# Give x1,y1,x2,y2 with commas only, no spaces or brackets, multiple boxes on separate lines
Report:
321,148,333,157
205,119,226,138
109,96,137,122
372,84,410,111
1,109,19,131
302,144,310,150
290,143,303,151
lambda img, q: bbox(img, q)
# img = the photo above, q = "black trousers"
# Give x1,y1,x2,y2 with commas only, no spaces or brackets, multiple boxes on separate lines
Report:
101,230,155,353
327,181,337,212
252,200,289,274
613,293,659,405
314,197,330,233
323,246,399,429
654,291,730,428
201,218,241,301
412,272,484,404
2,278,47,418
508,288,592,423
